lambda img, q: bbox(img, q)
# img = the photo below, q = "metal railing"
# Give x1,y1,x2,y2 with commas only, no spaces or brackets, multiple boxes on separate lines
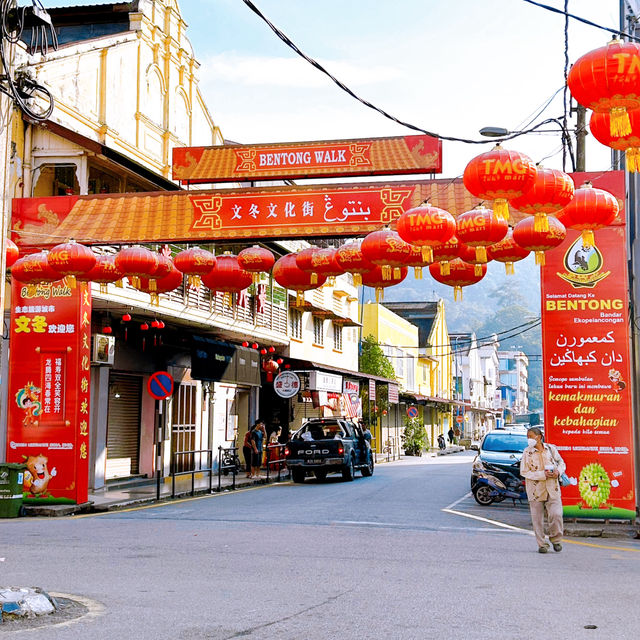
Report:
264,443,288,482
217,446,241,492
169,449,215,498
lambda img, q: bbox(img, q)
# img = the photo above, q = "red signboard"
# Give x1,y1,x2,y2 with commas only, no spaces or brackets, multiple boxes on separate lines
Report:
172,134,442,183
5,280,92,505
541,171,635,520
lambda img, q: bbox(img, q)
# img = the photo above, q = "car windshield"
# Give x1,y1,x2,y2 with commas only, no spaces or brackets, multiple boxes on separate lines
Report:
295,423,346,440
481,433,528,453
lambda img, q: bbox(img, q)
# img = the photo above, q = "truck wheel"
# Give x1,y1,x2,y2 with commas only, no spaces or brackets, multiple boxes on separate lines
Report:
291,469,305,483
361,454,374,477
342,457,355,482
314,470,327,481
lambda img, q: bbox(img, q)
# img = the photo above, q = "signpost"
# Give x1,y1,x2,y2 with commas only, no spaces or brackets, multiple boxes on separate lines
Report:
407,406,418,419
147,371,174,500
147,371,174,400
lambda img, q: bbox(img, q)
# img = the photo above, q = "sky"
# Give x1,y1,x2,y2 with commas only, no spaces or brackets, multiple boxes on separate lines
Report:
41,0,625,177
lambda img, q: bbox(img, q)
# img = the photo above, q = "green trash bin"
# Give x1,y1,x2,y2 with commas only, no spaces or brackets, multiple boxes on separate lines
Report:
0,463,26,518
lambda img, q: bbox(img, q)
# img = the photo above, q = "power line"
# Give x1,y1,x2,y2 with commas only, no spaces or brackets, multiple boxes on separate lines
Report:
240,0,573,145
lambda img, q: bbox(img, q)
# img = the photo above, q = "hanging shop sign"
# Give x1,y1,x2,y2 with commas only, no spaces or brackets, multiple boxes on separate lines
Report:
10,177,511,249
5,279,92,505
541,170,635,521
388,383,399,404
308,371,343,393
190,336,261,386
273,371,301,399
343,379,360,396
172,134,442,184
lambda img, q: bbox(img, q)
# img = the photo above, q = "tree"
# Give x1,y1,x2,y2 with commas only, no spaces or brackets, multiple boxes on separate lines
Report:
359,334,396,380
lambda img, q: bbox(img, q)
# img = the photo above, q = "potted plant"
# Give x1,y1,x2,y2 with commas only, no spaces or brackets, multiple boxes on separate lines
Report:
402,417,429,456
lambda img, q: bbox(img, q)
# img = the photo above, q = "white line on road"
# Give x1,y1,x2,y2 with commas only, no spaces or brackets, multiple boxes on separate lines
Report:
443,491,473,510
442,508,534,535
332,520,519,533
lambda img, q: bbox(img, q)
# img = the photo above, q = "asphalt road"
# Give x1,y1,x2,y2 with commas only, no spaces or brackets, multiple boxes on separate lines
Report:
2,452,640,639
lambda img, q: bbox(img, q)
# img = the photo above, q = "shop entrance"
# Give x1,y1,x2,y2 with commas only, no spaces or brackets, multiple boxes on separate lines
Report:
171,382,198,473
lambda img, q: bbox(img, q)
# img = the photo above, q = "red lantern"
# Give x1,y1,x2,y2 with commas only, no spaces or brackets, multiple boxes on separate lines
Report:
568,39,640,137
10,251,60,284
276,358,284,365
122,313,131,322
115,245,159,288
242,341,249,348
455,206,508,263
463,145,537,220
136,267,184,305
201,254,253,305
76,255,123,293
431,236,461,276
295,247,322,284
509,167,575,231
335,241,374,286
252,343,259,350
428,259,487,301
102,326,113,334
512,215,566,265
260,348,267,355
238,245,275,284
5,238,19,268
173,247,216,287
589,110,640,172
556,182,618,250
48,240,96,285
268,346,276,353
486,228,531,275
396,204,456,262
140,323,149,331
361,265,408,303
151,320,160,329
263,358,280,382
457,242,492,277
310,247,345,283
361,228,413,280
404,244,431,279
157,321,165,329
273,253,327,306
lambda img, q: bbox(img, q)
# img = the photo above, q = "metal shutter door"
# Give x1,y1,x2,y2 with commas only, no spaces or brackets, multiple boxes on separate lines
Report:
106,374,142,477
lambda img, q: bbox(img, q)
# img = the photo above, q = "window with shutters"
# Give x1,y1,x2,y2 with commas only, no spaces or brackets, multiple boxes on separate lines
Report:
289,308,303,340
313,316,324,346
333,324,343,351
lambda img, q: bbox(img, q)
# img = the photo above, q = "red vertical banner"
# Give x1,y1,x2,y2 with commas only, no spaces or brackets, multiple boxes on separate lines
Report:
6,279,92,504
541,171,635,520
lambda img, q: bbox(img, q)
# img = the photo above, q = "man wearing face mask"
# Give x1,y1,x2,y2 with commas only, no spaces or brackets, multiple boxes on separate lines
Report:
520,426,566,553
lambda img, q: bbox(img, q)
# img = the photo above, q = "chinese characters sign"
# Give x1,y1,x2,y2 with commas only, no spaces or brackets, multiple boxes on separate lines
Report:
172,134,442,183
6,280,92,504
541,171,635,520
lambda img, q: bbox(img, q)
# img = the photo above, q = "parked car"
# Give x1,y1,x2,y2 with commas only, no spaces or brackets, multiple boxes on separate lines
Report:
284,417,374,483
470,429,529,504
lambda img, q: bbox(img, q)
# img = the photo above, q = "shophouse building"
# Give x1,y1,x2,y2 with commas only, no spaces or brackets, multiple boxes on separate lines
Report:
498,349,530,420
0,1,363,492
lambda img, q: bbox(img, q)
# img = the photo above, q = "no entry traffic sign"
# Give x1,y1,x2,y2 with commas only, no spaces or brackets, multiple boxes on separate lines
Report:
147,371,174,400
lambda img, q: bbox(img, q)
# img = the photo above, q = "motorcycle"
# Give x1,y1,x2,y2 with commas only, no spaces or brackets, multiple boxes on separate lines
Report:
472,465,527,506
220,450,243,476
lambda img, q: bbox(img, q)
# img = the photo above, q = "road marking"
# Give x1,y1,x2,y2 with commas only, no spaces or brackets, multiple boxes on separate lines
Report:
442,508,534,534
72,482,290,519
443,491,472,510
562,539,640,553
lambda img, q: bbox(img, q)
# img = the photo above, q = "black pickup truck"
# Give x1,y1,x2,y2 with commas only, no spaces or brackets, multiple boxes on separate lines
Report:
284,417,374,483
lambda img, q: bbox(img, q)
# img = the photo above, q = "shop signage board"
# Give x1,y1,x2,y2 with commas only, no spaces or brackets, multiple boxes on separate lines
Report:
273,371,301,398
5,279,92,505
343,379,359,396
388,383,399,404
11,177,497,249
541,170,635,520
309,371,343,392
368,379,376,398
172,134,442,184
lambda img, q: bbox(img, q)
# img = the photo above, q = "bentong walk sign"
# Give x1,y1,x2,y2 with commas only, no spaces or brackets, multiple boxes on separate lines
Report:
172,134,442,184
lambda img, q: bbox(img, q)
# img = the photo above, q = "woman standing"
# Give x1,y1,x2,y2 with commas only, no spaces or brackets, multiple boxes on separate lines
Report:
242,427,254,478
520,427,566,553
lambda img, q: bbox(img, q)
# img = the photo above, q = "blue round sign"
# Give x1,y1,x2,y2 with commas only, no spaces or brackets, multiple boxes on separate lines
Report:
407,406,419,418
147,371,174,400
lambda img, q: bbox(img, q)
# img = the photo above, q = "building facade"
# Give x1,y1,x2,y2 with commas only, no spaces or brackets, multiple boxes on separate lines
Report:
498,350,530,420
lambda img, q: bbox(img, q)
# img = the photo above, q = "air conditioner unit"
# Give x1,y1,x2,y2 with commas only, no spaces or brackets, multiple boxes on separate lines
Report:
92,334,115,365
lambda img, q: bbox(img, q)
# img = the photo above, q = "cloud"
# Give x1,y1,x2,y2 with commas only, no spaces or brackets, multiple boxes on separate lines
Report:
199,52,405,89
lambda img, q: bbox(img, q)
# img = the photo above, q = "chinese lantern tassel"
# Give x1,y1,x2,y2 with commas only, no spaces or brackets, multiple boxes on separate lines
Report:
311,273,318,285
505,262,515,276
534,212,550,233
150,293,159,306
64,275,77,288
392,267,401,279
493,198,509,221
99,283,108,294
188,274,202,288
142,336,146,351
535,251,546,266
414,266,423,279
474,264,482,277
296,290,304,306
581,229,595,249
224,292,232,307
149,279,157,292
114,279,124,288
375,287,384,303
381,265,391,281
130,276,140,288
454,286,463,302
625,147,640,173
421,246,433,262
610,107,632,137
267,372,274,383
476,246,487,262
352,273,362,287
154,335,157,347
252,273,260,285
440,261,451,276
159,335,163,346
124,327,128,341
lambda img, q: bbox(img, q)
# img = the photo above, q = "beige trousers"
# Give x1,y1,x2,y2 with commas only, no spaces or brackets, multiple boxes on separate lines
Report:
529,494,563,548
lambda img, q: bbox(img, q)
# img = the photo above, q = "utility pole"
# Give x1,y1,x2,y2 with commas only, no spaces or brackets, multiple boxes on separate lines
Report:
575,104,586,172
